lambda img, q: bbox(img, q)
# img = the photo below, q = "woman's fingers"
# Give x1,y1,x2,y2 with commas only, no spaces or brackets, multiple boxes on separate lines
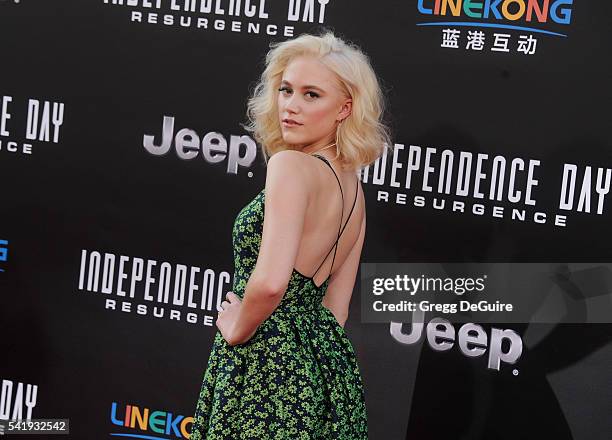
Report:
219,292,240,313
226,291,240,303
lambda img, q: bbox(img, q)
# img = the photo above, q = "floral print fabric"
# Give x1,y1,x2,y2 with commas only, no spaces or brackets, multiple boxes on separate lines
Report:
189,186,368,439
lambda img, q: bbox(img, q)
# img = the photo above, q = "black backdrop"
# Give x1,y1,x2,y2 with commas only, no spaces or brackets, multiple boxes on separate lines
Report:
1,1,611,439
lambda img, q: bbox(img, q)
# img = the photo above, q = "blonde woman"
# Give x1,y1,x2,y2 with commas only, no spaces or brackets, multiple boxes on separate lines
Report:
190,29,392,439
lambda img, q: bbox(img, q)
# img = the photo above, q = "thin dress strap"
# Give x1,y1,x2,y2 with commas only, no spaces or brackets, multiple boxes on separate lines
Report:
309,153,359,281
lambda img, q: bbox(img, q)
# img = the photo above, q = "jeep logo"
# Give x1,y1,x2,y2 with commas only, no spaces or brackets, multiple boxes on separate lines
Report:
390,308,523,371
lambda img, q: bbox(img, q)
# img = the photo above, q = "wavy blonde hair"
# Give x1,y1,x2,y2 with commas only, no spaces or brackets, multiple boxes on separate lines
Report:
241,29,393,171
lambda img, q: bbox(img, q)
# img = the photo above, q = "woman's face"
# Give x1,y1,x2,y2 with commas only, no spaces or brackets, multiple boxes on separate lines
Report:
277,55,351,152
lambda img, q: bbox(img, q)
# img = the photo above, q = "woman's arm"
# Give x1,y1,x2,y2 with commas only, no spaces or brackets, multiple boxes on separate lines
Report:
229,151,313,345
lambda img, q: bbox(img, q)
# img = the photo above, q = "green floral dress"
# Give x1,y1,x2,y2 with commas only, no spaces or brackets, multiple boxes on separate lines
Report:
190,154,367,439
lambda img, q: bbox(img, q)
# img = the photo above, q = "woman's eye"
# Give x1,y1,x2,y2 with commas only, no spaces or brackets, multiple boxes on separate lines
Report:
278,87,318,99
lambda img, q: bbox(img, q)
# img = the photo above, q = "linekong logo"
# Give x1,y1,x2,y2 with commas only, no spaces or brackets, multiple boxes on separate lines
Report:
417,0,574,36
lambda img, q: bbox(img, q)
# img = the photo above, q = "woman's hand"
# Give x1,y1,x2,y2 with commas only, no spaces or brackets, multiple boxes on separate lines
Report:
216,291,257,346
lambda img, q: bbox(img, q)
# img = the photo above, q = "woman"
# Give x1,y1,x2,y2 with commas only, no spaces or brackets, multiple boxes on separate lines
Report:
190,30,392,439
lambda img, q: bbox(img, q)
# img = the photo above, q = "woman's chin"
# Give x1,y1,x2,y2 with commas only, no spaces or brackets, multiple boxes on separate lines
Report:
281,138,304,148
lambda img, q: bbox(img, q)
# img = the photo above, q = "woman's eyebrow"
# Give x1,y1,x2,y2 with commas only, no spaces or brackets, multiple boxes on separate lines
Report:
280,80,325,92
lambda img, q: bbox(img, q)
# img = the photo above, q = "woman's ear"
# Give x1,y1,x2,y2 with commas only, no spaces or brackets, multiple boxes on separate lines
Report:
339,98,352,121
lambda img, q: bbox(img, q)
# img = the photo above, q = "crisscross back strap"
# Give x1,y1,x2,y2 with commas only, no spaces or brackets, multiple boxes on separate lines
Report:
309,153,359,280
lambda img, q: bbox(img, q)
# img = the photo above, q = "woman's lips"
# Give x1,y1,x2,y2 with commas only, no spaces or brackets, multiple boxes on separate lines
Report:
282,120,302,127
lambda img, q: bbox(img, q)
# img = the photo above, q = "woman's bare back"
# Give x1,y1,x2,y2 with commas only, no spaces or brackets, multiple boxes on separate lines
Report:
292,153,366,324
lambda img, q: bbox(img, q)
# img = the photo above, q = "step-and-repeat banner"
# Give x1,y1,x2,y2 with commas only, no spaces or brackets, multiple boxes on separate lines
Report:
1,1,611,439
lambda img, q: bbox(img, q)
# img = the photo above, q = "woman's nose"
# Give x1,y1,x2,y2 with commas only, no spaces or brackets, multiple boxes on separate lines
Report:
283,94,300,113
